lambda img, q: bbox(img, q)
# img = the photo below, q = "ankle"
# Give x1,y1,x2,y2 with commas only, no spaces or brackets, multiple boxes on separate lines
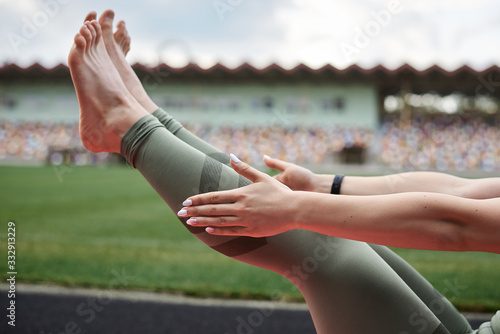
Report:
107,105,149,140
143,99,159,114
132,89,158,113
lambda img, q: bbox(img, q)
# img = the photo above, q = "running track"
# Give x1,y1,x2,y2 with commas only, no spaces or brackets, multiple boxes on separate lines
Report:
0,284,491,334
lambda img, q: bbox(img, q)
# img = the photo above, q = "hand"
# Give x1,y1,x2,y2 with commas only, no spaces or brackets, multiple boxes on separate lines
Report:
264,156,320,192
178,154,297,237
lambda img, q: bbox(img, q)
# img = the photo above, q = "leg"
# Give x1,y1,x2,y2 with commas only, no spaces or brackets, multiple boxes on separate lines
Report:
99,16,471,329
122,115,453,334
369,244,472,334
69,20,456,334
96,9,230,164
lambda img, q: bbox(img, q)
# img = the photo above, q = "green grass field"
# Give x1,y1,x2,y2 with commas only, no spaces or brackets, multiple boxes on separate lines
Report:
0,165,499,311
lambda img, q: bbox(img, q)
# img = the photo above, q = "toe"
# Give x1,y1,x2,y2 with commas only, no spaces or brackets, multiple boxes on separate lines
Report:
120,37,131,55
115,20,128,39
86,21,97,43
116,20,128,35
92,20,102,42
115,21,129,37
114,28,126,42
116,20,126,30
99,9,115,32
73,32,86,50
111,20,130,55
84,11,97,23
80,24,92,46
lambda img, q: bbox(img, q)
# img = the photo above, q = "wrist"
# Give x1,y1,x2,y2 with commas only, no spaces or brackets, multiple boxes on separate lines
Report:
284,191,306,230
330,174,344,195
314,174,335,193
289,191,320,230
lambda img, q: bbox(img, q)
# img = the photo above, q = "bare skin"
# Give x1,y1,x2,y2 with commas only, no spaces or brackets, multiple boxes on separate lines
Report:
85,9,160,114
68,20,149,153
179,157,500,253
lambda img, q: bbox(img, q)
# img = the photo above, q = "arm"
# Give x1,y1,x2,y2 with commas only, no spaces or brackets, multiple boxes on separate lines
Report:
264,156,500,199
293,190,500,253
180,157,500,253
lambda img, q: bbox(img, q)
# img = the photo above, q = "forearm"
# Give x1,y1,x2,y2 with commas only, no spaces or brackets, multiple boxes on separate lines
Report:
292,191,500,253
340,172,468,196
314,171,500,199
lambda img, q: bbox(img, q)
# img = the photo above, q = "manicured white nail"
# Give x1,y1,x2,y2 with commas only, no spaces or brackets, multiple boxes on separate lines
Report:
186,218,197,225
230,153,241,164
263,154,271,160
206,227,215,233
177,209,187,217
183,199,192,206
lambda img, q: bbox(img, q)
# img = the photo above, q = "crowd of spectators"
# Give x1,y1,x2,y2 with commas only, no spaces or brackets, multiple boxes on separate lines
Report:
0,120,110,166
186,123,373,166
379,113,500,172
0,119,372,166
2,112,500,172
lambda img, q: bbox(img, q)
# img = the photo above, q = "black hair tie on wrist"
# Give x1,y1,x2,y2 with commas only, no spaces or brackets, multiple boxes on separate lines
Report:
331,175,344,195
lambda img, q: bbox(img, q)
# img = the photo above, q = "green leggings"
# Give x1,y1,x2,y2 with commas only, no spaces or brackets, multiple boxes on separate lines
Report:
121,109,474,334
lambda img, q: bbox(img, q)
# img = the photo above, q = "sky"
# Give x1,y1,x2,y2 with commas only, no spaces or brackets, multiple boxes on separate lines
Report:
1,0,500,71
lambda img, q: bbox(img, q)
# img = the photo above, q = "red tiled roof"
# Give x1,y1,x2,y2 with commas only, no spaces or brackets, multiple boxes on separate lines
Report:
2,62,499,76
2,62,500,96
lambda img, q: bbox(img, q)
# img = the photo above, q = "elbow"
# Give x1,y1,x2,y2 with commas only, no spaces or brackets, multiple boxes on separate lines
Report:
436,227,500,253
424,196,498,252
430,219,470,252
454,222,500,254
438,218,494,252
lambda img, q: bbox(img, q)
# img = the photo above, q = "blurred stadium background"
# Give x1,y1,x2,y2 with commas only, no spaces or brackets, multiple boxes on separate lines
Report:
1,2,500,332
2,62,500,173
1,60,500,311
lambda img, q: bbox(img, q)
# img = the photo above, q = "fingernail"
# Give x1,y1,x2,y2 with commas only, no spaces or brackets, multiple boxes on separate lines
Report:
206,227,215,233
182,199,192,206
263,154,271,160
186,218,197,225
177,209,187,217
230,153,241,164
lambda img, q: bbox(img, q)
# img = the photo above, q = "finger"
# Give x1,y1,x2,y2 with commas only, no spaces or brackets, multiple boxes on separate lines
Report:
177,203,237,218
185,216,241,227
263,155,292,172
205,226,250,236
184,188,242,207
230,154,268,183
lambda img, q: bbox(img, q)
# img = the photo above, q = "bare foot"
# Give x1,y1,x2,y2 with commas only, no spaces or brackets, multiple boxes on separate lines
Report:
98,9,158,113
68,20,149,153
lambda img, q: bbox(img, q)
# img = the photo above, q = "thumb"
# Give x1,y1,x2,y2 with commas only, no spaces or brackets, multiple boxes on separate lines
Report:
263,155,291,172
230,154,268,183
